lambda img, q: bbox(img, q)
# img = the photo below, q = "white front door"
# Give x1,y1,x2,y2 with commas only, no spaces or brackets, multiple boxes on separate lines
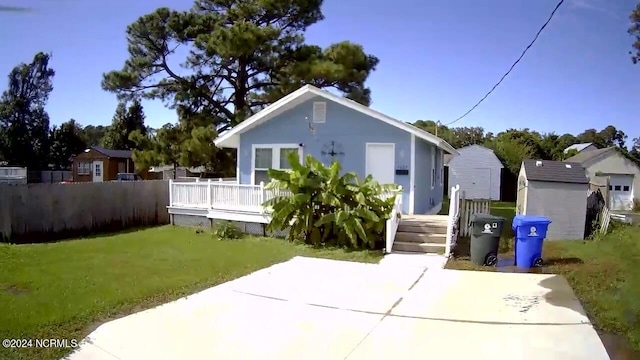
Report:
609,174,633,210
93,161,104,183
365,143,395,185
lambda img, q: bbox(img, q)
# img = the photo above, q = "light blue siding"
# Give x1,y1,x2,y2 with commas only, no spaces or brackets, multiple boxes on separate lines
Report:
237,96,443,214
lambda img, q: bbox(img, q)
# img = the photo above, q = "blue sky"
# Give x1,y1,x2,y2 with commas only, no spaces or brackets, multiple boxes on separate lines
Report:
1,0,639,142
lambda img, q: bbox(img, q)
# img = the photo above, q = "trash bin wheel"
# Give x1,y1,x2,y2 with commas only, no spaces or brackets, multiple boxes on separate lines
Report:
485,253,498,267
533,257,544,267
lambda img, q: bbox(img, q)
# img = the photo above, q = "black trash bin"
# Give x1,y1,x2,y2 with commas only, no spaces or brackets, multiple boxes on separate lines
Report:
470,213,506,266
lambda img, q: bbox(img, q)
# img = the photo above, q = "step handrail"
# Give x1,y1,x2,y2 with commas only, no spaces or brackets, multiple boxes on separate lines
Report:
445,184,461,257
385,186,403,254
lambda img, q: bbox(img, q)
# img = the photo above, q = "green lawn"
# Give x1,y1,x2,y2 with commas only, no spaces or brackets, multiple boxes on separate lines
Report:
0,226,382,360
447,218,640,353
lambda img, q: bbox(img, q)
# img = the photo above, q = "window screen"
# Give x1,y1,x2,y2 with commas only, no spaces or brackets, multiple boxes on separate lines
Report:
279,148,299,169
254,148,273,169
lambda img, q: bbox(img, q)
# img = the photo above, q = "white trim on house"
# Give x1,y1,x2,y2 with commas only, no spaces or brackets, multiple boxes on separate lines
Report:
409,134,416,214
440,150,444,187
214,85,459,155
430,148,436,190
250,143,304,185
365,142,396,186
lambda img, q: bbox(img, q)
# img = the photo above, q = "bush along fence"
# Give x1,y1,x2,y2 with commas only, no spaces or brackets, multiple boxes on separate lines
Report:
0,180,170,243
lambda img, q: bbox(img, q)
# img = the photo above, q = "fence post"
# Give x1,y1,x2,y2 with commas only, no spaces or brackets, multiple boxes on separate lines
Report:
195,178,200,183
169,179,173,206
260,181,266,205
207,179,212,208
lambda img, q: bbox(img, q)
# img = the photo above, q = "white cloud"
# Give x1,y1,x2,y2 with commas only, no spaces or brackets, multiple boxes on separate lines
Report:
567,0,620,19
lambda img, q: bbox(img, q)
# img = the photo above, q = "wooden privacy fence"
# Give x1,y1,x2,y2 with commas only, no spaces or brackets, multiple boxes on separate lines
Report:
0,180,170,243
458,193,492,237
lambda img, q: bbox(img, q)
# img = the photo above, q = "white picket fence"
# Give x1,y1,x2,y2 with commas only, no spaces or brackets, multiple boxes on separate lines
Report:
445,184,461,257
458,195,492,237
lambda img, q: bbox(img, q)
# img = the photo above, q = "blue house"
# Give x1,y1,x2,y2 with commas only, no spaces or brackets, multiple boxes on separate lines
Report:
214,85,458,215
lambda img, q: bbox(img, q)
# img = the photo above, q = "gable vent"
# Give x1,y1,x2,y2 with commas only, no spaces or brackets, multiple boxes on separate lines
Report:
535,160,542,167
313,102,326,123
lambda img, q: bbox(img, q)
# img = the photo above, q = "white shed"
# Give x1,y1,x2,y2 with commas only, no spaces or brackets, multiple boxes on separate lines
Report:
516,159,589,240
445,145,503,200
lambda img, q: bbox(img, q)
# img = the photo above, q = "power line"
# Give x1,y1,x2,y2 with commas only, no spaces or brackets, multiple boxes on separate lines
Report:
443,0,565,127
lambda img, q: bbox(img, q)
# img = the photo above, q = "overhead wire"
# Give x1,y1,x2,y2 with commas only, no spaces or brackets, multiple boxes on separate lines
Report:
442,0,566,127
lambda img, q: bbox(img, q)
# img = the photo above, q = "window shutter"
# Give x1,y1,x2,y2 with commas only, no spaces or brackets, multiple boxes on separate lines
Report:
313,102,326,123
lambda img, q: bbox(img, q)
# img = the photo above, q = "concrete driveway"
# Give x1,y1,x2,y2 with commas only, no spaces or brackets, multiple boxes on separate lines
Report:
66,256,609,360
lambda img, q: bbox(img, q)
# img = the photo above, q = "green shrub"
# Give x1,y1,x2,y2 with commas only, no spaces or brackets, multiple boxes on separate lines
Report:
212,221,242,240
264,153,400,249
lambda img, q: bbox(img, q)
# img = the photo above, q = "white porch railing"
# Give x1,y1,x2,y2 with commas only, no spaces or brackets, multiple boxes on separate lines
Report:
169,179,291,212
445,184,461,257
385,186,403,254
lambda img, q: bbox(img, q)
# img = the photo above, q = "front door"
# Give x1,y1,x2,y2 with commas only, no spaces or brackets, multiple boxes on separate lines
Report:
365,143,395,185
93,161,104,183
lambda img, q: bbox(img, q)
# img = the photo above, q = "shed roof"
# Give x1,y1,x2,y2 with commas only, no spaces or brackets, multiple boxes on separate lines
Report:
213,85,459,155
522,159,588,184
564,147,615,164
564,142,594,153
91,146,133,159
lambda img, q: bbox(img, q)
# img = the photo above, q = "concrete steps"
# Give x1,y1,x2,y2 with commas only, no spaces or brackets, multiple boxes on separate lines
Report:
392,215,449,255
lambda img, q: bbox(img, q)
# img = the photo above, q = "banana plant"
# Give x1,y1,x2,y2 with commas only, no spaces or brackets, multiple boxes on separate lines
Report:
265,152,399,249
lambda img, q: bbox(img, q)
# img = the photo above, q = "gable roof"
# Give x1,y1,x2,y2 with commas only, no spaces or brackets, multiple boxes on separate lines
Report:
91,146,132,159
213,85,459,155
444,144,503,167
564,142,594,153
522,159,588,184
565,147,616,165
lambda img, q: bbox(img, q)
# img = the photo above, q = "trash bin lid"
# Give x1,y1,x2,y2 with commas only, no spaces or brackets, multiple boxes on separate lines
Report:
512,215,552,229
471,213,506,223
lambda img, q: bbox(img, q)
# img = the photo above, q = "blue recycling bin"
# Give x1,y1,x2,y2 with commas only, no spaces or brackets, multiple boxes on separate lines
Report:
512,215,552,268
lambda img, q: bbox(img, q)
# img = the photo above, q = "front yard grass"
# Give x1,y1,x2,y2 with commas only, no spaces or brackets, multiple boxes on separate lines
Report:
447,221,640,353
0,225,382,360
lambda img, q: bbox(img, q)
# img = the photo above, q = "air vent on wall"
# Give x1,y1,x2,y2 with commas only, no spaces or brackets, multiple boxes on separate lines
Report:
313,102,326,123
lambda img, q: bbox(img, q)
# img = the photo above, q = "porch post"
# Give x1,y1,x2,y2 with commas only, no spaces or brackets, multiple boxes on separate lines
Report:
207,179,212,208
168,179,173,207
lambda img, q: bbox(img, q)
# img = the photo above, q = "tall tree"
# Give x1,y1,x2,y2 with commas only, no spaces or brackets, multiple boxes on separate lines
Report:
629,3,640,63
0,52,55,169
102,100,147,150
81,124,109,147
50,119,87,169
101,0,379,134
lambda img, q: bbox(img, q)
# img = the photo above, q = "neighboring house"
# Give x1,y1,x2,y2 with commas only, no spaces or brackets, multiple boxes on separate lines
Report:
444,144,503,200
149,165,205,180
516,159,588,240
564,142,598,154
214,84,459,215
566,147,640,210
72,146,135,183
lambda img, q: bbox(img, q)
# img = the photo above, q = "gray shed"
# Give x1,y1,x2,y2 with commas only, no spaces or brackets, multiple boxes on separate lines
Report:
516,159,589,240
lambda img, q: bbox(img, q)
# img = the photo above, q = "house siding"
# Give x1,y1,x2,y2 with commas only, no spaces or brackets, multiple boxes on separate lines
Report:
524,181,587,240
448,145,503,200
414,138,431,214
72,150,136,182
238,96,441,214
581,151,640,206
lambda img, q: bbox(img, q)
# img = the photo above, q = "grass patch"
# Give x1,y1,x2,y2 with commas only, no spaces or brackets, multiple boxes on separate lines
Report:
447,223,640,352
0,225,382,360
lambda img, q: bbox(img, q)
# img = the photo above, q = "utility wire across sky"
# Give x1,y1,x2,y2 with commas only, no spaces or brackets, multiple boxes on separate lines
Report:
443,0,566,127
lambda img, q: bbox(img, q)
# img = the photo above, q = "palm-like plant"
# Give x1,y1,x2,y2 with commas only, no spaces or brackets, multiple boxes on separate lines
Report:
265,153,400,249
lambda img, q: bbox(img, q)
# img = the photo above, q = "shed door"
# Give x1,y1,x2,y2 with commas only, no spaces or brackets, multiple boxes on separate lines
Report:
365,143,395,185
609,174,634,210
450,167,491,200
93,161,104,183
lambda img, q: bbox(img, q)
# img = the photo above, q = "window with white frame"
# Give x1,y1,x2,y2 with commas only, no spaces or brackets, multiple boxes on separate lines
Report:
77,162,91,175
440,151,444,186
431,148,436,189
253,144,302,184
